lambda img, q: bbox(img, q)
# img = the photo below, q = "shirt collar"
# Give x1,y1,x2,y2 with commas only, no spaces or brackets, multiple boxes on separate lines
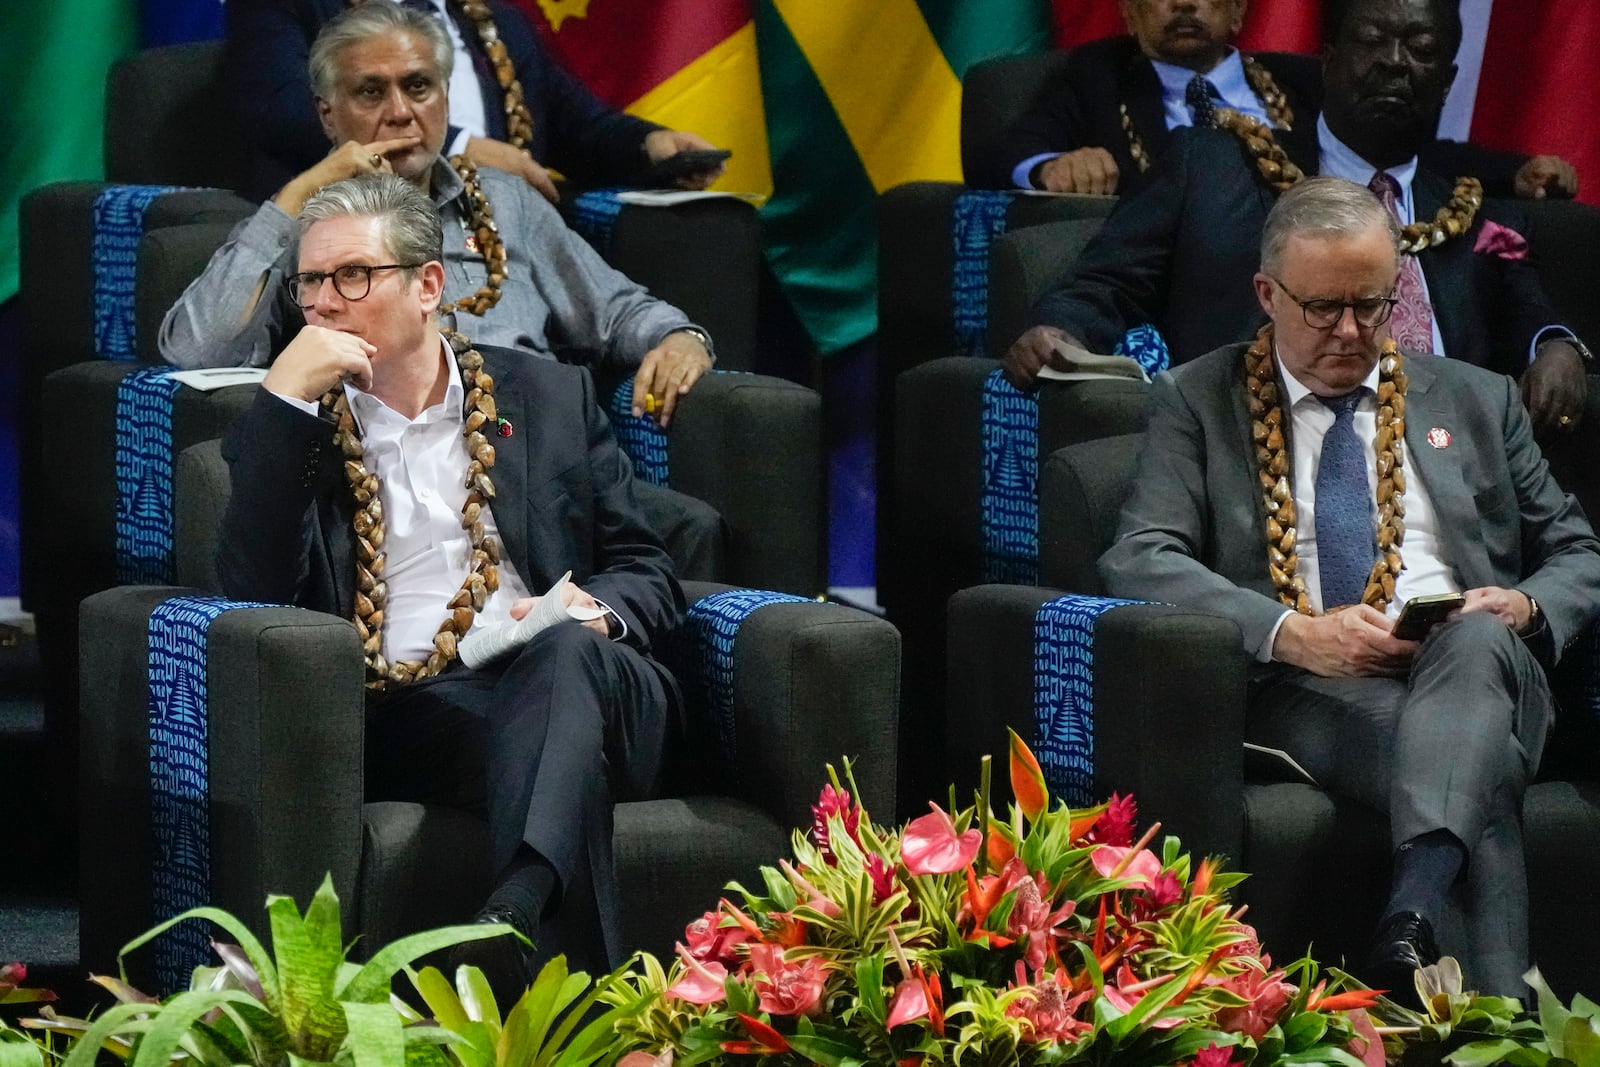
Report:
1274,345,1382,411
428,155,466,207
1316,113,1418,196
343,333,462,434
1152,48,1249,108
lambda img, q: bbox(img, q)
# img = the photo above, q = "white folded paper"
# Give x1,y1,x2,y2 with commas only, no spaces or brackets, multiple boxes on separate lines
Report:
456,570,606,670
165,367,271,392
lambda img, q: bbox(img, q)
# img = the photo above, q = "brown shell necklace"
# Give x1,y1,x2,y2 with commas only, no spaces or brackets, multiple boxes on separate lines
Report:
319,329,502,689
1120,54,1295,174
1245,323,1408,615
1213,109,1484,252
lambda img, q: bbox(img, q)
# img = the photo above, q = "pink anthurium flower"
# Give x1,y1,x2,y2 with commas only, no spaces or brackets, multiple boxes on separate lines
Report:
886,972,930,1028
617,1050,675,1067
901,804,981,875
1091,844,1162,886
667,942,729,1005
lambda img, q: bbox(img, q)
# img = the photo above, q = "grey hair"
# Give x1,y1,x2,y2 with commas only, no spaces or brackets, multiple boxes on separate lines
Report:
309,1,453,102
1260,176,1401,275
298,173,444,272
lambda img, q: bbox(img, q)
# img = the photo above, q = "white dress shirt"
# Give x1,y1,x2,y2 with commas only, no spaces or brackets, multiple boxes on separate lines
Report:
1259,353,1457,660
271,337,622,665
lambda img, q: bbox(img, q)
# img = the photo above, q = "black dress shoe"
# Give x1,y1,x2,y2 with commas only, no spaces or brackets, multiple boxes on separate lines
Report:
1363,911,1441,1008
445,905,538,1008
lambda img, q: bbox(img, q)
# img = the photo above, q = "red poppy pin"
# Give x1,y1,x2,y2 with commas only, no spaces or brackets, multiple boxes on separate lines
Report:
1427,427,1451,449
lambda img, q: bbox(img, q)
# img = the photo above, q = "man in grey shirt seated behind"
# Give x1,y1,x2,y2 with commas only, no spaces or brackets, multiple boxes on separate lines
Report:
161,0,713,427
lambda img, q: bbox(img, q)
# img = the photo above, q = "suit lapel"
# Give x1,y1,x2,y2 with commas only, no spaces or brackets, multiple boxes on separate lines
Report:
1398,356,1492,587
1123,52,1171,160
1411,170,1472,363
481,347,532,581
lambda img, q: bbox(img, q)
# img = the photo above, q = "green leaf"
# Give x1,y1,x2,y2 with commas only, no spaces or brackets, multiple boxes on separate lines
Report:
411,966,471,1034
1281,1011,1330,1052
1444,1038,1534,1067
130,989,277,1067
459,965,503,1035
341,1000,405,1067
267,877,348,1060
1564,1016,1600,1067
339,925,516,1006
854,955,886,1027
0,1031,45,1067
116,906,281,1012
1576,995,1600,1022
58,1002,168,1067
786,1027,870,1067
1528,966,1574,1060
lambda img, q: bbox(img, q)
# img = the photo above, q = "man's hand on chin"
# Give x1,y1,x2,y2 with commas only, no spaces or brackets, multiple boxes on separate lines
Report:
1272,604,1419,677
1522,339,1587,440
264,325,376,402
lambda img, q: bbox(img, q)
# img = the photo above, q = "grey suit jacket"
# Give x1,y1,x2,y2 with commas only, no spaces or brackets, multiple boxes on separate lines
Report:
1098,343,1600,661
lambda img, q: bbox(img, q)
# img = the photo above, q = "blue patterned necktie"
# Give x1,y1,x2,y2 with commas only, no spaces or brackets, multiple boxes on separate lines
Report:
1186,75,1222,128
1315,391,1375,610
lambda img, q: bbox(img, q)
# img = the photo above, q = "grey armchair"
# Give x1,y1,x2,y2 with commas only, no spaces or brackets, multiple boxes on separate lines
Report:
76,437,895,987
946,432,1600,998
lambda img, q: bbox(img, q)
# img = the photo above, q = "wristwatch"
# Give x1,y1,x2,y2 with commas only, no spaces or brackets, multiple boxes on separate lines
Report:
1521,594,1543,636
669,325,716,363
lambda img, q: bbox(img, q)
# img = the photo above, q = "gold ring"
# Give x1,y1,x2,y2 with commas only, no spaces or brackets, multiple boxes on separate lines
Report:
1560,414,1573,426
369,153,383,167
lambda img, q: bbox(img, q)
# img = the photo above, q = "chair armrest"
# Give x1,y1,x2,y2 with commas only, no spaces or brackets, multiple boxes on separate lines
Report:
666,374,824,595
678,581,901,833
79,585,365,983
947,584,1247,863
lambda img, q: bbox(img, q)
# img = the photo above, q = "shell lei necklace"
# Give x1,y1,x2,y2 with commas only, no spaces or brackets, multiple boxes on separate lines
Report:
1214,109,1485,251
320,330,502,689
1120,54,1296,174
1244,323,1409,614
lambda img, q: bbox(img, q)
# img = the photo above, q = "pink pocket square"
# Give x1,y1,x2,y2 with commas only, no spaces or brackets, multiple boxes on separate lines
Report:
1472,218,1529,261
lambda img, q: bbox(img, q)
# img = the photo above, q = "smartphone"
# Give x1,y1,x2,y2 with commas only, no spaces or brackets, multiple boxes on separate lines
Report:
645,148,732,185
1391,592,1465,641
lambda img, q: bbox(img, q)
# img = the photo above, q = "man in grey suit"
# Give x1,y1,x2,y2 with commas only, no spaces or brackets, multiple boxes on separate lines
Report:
1099,176,1600,999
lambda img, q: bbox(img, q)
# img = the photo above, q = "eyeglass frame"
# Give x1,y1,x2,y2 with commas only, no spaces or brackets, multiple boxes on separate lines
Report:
286,262,425,310
1267,274,1399,330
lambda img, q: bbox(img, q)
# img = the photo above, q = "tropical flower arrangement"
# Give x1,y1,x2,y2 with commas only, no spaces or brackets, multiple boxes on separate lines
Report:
601,729,1389,1067
5,730,1597,1067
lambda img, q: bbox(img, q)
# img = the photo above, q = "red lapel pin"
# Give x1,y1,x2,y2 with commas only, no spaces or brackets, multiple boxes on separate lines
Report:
1426,427,1451,449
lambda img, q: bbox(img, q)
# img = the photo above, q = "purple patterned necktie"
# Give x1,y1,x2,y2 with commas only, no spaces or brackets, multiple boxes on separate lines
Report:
1368,172,1436,355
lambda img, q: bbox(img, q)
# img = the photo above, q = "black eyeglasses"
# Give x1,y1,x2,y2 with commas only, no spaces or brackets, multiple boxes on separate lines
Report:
286,263,422,309
1269,275,1398,329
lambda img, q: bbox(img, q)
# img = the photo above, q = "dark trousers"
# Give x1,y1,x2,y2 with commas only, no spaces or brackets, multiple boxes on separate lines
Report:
1248,611,1552,994
364,623,673,970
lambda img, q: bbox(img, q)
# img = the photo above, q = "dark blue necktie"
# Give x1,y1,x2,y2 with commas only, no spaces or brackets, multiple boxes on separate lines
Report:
1186,75,1222,128
1315,391,1375,610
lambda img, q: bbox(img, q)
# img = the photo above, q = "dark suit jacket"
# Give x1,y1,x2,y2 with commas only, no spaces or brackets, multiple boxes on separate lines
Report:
990,36,1320,192
225,0,660,201
1097,343,1600,659
219,343,684,680
1026,125,1566,376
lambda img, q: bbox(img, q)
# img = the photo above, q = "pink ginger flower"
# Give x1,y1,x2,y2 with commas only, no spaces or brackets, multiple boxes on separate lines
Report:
747,943,827,1018
1005,870,1077,970
1131,868,1185,920
1190,1043,1241,1067
865,853,898,905
901,804,981,876
811,784,862,863
1088,792,1138,846
1213,965,1295,1040
667,942,730,1006
1004,965,1093,1043
683,909,751,966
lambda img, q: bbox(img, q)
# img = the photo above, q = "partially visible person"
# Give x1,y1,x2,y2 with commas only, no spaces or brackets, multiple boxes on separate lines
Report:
220,171,684,993
989,0,1578,201
226,0,726,204
992,0,1318,195
1003,0,1590,441
1100,175,1600,999
168,1,711,425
